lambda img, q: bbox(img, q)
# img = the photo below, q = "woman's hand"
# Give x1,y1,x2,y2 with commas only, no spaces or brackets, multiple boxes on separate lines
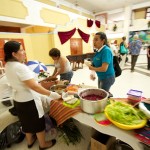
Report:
90,71,96,80
49,91,61,100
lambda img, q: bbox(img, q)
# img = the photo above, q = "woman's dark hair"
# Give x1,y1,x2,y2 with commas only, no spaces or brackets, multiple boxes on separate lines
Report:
148,45,150,49
95,32,109,47
122,36,126,40
49,48,61,57
4,41,21,62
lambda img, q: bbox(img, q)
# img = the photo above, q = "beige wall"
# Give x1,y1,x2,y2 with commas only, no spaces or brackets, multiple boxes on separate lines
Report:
0,33,55,65
0,0,105,66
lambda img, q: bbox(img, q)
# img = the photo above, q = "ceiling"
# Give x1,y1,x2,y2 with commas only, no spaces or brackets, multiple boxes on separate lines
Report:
63,0,149,13
0,0,149,28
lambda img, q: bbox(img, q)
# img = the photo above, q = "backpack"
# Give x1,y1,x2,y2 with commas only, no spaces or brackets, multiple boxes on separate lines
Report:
0,121,25,149
113,56,122,77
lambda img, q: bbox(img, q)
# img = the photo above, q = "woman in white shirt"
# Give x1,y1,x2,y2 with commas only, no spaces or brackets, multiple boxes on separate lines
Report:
4,41,61,150
49,48,73,82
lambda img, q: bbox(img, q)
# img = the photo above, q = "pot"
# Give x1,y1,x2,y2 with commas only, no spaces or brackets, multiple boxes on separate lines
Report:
78,88,108,114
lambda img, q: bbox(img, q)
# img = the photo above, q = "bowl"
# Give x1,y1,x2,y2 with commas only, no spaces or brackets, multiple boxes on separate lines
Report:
78,88,109,114
44,76,58,81
40,81,56,90
104,103,147,130
50,84,67,94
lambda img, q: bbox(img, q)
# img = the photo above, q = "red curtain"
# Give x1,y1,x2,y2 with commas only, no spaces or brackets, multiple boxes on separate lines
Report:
87,19,93,27
77,28,90,43
95,20,101,28
58,28,76,44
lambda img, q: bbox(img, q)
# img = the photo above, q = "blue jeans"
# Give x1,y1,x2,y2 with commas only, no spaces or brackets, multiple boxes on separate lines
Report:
60,71,73,83
98,76,115,92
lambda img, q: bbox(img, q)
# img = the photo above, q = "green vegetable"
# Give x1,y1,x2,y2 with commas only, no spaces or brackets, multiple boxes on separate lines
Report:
106,102,147,125
94,113,107,122
58,119,83,145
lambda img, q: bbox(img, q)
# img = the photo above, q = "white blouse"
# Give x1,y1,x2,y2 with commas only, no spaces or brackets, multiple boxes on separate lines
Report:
5,62,44,118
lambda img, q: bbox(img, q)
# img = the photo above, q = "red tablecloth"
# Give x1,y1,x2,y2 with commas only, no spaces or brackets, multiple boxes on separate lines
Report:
49,100,81,126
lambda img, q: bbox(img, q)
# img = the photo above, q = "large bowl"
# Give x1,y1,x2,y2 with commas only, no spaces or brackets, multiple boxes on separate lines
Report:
104,103,147,130
78,88,109,114
50,84,67,94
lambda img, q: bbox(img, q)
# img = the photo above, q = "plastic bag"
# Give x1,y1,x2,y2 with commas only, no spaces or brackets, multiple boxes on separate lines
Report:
0,121,25,149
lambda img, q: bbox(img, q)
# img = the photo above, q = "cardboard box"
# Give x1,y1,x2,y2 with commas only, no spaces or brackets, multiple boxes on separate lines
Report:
91,132,116,150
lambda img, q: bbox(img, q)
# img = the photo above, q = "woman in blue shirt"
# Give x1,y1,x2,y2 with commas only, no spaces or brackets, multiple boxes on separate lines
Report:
86,32,115,97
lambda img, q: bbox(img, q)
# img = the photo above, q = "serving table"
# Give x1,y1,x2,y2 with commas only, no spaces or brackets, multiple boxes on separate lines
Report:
49,98,144,150
73,112,143,150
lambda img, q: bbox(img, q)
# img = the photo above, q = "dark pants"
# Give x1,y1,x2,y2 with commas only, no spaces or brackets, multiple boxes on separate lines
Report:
131,55,139,70
98,76,115,92
147,55,150,70
60,71,73,83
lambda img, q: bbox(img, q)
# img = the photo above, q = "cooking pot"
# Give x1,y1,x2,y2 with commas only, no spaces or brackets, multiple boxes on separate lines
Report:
78,88,108,114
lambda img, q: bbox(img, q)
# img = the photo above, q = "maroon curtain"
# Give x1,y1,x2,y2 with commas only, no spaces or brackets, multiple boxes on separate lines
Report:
87,19,93,27
95,20,101,28
77,28,90,43
58,28,76,44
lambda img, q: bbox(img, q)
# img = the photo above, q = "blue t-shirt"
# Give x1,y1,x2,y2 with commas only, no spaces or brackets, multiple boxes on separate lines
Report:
92,45,115,80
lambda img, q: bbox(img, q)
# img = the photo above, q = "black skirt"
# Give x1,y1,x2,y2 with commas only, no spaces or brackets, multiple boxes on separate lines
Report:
14,100,45,133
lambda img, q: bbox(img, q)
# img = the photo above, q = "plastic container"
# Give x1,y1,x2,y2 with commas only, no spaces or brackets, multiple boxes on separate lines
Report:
127,89,142,104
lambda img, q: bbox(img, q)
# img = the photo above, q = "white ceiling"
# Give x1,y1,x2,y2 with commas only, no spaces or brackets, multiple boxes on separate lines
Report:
1,0,149,28
63,0,149,13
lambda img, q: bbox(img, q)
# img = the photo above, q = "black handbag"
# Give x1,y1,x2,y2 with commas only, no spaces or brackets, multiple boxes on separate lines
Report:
113,56,122,77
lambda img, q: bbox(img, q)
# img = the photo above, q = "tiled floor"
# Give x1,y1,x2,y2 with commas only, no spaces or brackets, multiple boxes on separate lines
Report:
0,54,150,150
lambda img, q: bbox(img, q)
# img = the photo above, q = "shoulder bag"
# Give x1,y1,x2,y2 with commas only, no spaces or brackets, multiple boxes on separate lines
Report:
120,44,127,54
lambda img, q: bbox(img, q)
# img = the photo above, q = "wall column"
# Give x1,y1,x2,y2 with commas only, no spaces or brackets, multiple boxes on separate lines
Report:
123,5,132,43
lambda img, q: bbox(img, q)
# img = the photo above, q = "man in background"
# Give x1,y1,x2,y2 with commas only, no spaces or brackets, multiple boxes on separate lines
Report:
129,34,142,72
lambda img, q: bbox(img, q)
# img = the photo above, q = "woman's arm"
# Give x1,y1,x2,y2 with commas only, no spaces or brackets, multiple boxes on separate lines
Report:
53,57,66,76
88,63,108,72
52,68,57,76
23,79,50,96
147,49,150,57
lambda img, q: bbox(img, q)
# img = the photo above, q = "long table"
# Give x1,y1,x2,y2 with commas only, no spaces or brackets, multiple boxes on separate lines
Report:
73,112,143,150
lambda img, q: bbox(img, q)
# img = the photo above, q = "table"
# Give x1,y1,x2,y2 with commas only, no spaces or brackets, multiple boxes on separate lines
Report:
66,53,95,70
49,98,143,150
73,112,143,150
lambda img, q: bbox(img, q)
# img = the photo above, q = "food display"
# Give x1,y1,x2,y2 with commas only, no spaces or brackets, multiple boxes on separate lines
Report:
62,92,80,108
40,76,58,90
105,101,147,130
82,94,103,101
56,80,69,85
50,84,67,94
66,84,79,94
